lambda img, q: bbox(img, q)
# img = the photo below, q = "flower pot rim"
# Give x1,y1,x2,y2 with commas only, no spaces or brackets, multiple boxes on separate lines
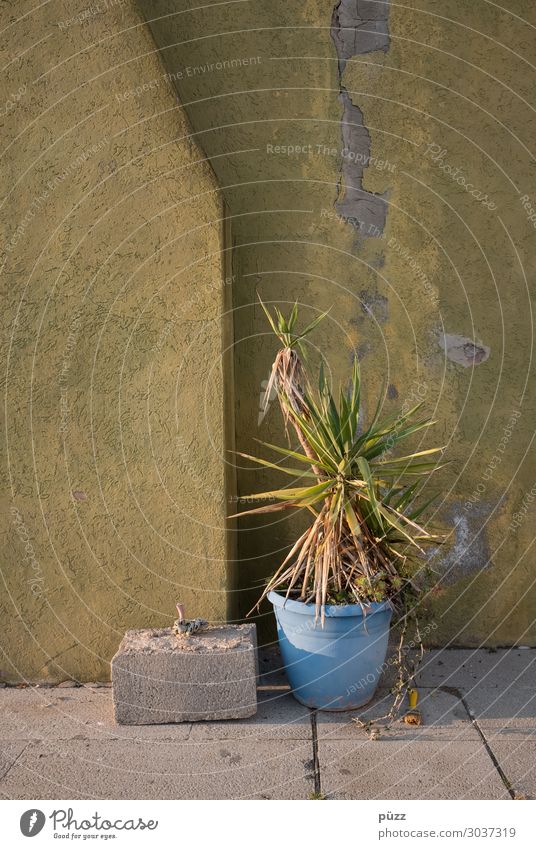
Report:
268,590,392,617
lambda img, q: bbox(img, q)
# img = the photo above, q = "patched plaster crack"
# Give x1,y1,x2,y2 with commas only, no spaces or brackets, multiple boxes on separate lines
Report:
441,333,490,367
332,0,391,74
331,0,390,235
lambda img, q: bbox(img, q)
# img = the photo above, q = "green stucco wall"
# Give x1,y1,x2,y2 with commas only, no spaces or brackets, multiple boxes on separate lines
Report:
1,0,234,682
140,0,536,647
2,1,535,684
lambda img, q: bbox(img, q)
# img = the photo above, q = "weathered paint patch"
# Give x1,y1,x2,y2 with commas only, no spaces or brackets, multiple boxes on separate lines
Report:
359,289,389,323
331,0,391,73
441,333,490,367
354,341,371,362
331,1,390,235
434,508,492,585
335,90,388,233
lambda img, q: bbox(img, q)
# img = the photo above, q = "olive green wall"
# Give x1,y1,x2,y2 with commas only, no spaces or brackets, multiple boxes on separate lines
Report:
140,0,536,647
2,1,535,685
1,0,234,682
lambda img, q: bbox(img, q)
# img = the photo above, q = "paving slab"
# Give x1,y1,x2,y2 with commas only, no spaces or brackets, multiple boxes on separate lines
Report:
479,741,536,800
417,649,536,691
0,687,191,741
415,650,536,798
0,739,315,800
316,687,479,742
318,740,510,799
1,649,534,800
0,743,28,781
188,687,312,740
0,685,312,742
463,686,536,738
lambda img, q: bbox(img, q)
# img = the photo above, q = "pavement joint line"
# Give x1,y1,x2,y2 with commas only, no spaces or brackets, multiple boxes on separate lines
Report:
310,710,322,797
0,740,32,783
438,685,516,800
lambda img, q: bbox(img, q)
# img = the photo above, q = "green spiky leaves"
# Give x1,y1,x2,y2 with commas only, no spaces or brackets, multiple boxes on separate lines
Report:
234,302,445,621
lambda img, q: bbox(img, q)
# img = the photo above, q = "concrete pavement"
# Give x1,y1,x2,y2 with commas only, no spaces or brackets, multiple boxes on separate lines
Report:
0,648,534,800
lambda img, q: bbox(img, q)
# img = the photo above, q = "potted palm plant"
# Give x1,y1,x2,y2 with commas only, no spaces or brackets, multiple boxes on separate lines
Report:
234,302,443,712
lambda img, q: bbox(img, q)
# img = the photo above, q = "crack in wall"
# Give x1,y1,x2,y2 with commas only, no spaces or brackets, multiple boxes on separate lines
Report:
332,0,391,74
331,0,390,236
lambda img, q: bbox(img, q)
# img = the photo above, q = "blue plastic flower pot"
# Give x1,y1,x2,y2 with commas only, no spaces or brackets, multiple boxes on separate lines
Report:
269,591,392,710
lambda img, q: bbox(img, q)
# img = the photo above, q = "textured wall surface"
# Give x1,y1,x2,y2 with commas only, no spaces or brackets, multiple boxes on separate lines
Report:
2,1,535,685
140,0,536,646
1,0,233,682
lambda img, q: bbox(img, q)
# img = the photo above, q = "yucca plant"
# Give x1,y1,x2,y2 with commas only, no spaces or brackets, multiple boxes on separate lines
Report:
235,303,444,624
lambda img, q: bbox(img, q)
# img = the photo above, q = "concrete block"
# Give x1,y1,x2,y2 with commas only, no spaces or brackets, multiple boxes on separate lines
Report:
112,625,258,724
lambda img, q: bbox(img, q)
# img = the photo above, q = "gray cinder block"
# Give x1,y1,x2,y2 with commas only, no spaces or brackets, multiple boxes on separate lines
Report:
112,625,258,725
